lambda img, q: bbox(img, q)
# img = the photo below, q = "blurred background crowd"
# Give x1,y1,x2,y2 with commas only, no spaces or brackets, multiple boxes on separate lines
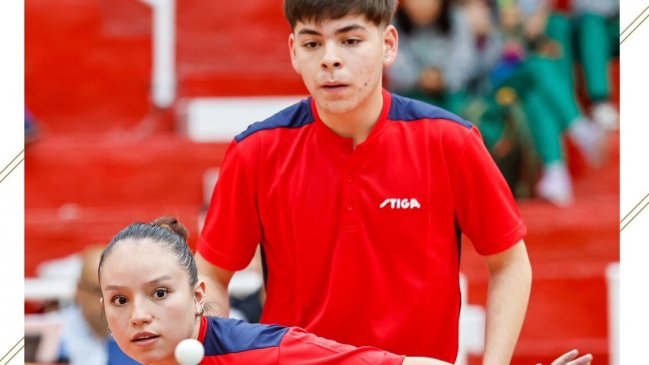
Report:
386,0,618,206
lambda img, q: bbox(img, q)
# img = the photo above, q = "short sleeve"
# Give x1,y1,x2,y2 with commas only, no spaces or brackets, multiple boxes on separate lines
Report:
451,126,527,255
198,139,262,271
278,327,405,365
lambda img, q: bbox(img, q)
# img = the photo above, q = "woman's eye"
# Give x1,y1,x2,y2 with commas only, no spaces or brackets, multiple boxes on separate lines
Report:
111,296,128,305
153,288,168,299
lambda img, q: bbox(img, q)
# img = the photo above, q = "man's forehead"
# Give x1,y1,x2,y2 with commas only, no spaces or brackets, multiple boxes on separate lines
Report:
294,14,377,33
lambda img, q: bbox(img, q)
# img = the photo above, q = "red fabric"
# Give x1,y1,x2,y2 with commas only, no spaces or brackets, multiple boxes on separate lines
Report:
195,318,403,365
278,327,405,365
198,91,525,362
552,0,572,13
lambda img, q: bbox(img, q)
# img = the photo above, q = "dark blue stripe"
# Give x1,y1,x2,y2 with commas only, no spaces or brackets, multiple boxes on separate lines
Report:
234,98,315,143
203,317,289,355
388,93,474,129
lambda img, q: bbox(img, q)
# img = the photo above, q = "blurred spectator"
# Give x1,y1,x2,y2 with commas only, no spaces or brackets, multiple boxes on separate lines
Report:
507,0,610,205
516,0,619,129
387,0,478,114
56,245,139,365
458,0,608,206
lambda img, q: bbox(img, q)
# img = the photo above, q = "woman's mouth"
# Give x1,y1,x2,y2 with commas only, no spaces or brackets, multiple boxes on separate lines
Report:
131,332,161,347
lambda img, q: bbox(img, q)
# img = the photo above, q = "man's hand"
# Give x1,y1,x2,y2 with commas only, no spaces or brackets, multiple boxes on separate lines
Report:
537,349,593,365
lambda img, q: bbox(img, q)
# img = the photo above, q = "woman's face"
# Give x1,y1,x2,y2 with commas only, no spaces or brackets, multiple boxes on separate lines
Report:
100,238,204,365
401,0,443,27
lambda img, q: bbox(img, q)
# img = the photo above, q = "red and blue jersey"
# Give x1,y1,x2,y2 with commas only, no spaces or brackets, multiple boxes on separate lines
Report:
198,90,526,362
198,316,404,365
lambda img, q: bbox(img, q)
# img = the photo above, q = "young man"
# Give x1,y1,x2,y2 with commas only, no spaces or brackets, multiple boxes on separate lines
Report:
196,1,532,364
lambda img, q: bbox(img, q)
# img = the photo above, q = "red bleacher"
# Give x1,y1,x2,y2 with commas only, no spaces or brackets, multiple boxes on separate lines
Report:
25,1,618,364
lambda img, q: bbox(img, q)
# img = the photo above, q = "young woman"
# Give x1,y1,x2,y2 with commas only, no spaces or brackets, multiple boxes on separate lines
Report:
98,217,592,365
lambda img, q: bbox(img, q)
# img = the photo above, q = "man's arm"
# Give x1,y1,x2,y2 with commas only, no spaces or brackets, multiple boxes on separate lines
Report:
195,252,235,317
481,240,532,365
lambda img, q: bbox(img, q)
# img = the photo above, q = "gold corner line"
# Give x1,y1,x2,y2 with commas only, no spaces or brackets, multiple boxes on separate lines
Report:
0,149,24,185
620,192,649,232
0,337,24,365
621,5,649,44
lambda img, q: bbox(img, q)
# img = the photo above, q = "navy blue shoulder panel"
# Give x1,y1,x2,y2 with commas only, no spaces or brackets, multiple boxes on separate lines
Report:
388,93,474,129
234,98,315,143
203,317,290,356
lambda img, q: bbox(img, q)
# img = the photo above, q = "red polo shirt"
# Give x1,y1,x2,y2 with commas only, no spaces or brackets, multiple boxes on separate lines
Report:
198,90,526,362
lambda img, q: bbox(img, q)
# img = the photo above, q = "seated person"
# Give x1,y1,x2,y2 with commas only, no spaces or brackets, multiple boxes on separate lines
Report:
56,245,139,365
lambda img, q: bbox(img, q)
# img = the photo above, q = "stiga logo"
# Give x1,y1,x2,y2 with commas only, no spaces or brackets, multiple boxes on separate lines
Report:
380,198,421,209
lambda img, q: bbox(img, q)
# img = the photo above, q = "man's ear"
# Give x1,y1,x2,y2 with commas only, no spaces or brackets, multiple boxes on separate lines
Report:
383,24,398,66
288,33,301,74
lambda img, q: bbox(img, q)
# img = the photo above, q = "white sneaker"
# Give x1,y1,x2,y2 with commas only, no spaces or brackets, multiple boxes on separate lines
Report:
536,162,573,207
592,101,619,130
567,116,608,167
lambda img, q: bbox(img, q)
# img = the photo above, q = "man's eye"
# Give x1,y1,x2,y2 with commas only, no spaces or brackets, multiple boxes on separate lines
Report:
344,38,360,46
303,41,319,49
112,296,128,305
153,288,168,299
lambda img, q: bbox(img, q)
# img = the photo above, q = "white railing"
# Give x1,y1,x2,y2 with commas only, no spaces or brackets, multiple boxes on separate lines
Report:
138,0,176,108
607,263,619,365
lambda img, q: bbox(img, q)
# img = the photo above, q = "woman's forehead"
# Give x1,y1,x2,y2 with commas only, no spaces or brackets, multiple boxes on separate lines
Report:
101,243,187,285
103,239,177,268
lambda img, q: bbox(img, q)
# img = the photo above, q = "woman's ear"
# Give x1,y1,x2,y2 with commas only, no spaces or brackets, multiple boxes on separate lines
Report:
194,281,206,306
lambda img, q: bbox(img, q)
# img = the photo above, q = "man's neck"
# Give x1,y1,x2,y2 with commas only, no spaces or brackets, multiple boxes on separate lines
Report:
317,90,384,147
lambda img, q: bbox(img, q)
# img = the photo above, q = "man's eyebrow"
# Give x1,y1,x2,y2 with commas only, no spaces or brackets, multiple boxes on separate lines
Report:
335,24,366,35
297,28,322,36
296,24,366,37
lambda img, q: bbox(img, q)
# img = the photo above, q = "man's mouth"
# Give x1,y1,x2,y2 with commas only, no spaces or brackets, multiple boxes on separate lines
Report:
322,82,349,90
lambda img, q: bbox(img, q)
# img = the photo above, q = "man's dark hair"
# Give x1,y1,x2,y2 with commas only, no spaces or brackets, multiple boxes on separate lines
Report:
284,0,398,29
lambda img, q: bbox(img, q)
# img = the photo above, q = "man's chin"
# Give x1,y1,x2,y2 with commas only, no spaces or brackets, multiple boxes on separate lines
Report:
316,101,355,116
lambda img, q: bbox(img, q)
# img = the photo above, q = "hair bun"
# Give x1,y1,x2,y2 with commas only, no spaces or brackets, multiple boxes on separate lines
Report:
150,216,189,241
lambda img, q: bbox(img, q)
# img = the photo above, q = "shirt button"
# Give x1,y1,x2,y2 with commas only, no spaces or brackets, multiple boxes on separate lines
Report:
346,176,353,183
347,204,353,211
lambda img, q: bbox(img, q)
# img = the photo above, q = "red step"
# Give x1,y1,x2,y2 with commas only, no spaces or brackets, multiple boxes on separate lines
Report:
25,134,227,209
25,134,228,276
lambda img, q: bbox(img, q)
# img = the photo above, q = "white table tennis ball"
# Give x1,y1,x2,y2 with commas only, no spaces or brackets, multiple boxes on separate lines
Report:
175,339,205,365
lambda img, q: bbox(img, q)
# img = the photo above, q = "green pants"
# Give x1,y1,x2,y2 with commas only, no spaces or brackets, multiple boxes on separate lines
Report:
545,12,620,102
500,55,581,164
575,13,620,101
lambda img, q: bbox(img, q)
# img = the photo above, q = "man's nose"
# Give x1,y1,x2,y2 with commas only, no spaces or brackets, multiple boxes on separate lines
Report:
321,43,342,69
